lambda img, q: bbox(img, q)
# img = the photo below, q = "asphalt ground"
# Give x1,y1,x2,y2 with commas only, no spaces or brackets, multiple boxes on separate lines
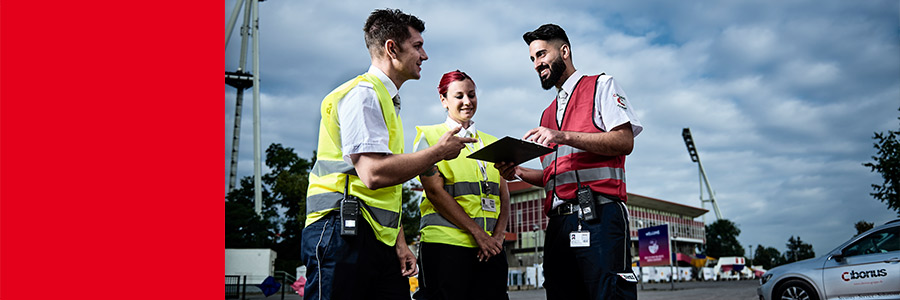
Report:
235,279,760,300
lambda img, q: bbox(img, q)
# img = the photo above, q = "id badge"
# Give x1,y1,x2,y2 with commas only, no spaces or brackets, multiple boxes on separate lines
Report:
481,197,497,212
570,231,590,247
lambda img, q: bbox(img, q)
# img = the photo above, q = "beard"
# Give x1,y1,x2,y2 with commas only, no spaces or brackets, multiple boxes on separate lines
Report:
539,57,567,90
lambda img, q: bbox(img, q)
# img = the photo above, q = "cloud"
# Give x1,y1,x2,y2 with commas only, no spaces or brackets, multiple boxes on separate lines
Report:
225,0,900,254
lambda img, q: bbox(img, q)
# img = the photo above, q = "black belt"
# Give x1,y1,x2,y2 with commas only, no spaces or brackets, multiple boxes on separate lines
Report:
547,193,619,217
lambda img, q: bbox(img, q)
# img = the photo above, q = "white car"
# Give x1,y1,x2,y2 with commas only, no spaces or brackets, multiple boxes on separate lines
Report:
757,219,899,300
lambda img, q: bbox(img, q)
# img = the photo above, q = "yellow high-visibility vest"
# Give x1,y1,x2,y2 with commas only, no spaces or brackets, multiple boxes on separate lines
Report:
414,124,501,247
305,73,404,246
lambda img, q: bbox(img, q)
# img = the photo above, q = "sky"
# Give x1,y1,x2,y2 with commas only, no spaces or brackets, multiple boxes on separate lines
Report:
225,0,900,256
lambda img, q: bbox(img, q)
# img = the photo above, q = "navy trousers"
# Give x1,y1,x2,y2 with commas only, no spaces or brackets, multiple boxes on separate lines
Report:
543,201,637,300
414,242,509,300
300,212,409,300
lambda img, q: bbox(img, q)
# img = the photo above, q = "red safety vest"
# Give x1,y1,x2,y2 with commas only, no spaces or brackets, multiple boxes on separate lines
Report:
539,74,627,214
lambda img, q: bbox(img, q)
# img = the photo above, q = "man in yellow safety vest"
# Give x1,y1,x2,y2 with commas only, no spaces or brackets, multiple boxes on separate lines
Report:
300,8,477,300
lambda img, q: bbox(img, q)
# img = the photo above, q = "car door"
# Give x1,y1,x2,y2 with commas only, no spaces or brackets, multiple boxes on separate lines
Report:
821,225,900,299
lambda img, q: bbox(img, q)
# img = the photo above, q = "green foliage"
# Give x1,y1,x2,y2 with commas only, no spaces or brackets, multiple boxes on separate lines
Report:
863,107,900,215
401,182,422,245
225,143,313,274
704,219,745,258
854,220,875,237
225,177,276,248
752,244,786,270
784,236,815,263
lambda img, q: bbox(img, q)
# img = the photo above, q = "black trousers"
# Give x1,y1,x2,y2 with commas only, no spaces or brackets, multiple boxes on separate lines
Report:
543,201,637,300
415,242,509,300
300,213,409,300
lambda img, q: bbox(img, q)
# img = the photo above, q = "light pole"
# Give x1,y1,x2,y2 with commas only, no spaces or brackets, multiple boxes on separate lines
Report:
532,224,539,265
749,245,753,264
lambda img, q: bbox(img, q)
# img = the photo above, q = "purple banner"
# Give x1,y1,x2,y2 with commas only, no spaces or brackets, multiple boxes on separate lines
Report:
638,224,671,267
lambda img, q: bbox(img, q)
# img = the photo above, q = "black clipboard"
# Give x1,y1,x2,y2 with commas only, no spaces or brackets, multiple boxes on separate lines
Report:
467,136,555,165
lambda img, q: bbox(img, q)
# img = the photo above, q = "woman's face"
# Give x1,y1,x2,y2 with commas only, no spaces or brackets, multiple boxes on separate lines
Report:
441,79,477,125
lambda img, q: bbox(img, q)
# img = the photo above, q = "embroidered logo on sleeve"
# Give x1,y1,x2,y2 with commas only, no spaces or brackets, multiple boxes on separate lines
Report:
614,94,627,109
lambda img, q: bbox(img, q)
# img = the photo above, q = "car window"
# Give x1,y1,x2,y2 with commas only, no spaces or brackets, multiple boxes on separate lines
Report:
843,226,899,257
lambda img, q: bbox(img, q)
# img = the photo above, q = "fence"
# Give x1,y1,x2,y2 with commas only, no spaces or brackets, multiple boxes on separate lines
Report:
225,275,246,300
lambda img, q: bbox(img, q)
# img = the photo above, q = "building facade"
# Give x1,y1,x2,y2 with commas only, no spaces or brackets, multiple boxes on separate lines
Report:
504,181,708,266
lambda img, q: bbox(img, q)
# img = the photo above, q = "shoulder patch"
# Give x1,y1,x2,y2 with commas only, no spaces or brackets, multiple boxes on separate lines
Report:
614,94,627,109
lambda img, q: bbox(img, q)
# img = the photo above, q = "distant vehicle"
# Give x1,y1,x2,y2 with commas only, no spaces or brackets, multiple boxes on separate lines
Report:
757,219,900,300
708,256,753,280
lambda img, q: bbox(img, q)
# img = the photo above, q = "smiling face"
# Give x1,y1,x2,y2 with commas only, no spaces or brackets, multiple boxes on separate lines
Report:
441,79,477,126
394,26,428,81
529,39,567,90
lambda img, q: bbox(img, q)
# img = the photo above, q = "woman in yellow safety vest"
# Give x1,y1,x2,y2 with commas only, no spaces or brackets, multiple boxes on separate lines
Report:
412,70,510,300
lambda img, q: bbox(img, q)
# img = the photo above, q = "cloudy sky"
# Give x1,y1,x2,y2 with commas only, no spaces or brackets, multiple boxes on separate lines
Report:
225,0,899,255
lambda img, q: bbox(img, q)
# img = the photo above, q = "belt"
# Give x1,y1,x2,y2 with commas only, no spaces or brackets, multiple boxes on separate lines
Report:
547,193,619,217
548,202,578,217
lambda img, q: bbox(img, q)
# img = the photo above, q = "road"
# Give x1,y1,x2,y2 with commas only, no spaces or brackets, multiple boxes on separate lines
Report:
239,279,760,300
507,280,760,300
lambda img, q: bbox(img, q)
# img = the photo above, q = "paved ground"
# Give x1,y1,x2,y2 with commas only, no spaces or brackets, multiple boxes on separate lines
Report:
504,280,760,300
235,279,760,300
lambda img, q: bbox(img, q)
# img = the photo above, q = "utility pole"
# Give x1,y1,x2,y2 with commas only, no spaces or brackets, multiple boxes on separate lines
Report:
681,128,723,223
226,0,265,215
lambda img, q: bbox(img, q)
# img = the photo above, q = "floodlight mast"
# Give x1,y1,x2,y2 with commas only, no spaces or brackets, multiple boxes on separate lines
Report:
681,128,723,222
226,0,264,215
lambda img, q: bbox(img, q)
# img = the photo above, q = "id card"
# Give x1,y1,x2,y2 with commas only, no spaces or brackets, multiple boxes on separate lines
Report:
570,231,590,247
481,198,497,212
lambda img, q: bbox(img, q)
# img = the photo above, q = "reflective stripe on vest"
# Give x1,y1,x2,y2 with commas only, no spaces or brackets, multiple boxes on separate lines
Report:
444,181,501,198
310,160,356,177
543,167,625,194
305,73,404,246
538,74,627,213
305,191,400,228
419,213,498,231
415,124,502,248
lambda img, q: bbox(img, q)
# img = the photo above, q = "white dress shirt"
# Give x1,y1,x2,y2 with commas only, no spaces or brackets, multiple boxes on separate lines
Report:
555,70,643,137
337,65,401,165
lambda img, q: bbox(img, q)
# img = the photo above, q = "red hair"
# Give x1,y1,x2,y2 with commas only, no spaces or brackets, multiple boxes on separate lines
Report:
437,70,475,95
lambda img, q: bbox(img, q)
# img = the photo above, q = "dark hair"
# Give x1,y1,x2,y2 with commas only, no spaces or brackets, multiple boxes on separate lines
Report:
438,70,474,96
363,9,425,56
522,24,570,46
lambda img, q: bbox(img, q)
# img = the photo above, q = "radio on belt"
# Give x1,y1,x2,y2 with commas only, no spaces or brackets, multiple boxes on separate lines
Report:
340,176,360,236
577,185,597,222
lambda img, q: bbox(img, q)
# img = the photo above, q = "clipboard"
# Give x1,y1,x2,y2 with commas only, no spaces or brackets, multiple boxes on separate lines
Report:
467,136,555,165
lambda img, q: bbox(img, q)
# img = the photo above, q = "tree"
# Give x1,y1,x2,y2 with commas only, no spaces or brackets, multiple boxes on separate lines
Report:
225,177,276,248
704,219,745,258
854,220,874,237
752,244,786,270
262,144,312,273
784,236,815,263
863,107,900,215
401,182,422,245
225,143,313,274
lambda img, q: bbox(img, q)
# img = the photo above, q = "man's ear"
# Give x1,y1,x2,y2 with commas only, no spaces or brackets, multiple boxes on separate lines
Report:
384,39,398,59
560,43,570,60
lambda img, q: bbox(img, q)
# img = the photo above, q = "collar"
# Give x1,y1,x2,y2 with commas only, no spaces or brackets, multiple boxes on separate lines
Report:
557,70,583,99
367,65,399,99
444,116,477,138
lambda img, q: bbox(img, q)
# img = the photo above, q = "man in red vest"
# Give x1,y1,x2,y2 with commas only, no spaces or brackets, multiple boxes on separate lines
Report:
496,24,643,299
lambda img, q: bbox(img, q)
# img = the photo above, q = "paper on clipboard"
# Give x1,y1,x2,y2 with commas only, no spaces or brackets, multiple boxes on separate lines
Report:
466,136,555,165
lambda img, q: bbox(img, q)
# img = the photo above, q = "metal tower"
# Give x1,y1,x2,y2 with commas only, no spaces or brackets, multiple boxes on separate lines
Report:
226,0,264,214
681,128,723,222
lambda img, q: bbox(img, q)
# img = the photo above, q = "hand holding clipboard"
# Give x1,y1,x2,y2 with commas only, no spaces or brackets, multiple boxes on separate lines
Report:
466,136,554,165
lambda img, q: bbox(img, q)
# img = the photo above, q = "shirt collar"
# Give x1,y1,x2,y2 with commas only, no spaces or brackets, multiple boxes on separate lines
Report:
557,70,583,99
367,65,399,99
444,116,477,138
